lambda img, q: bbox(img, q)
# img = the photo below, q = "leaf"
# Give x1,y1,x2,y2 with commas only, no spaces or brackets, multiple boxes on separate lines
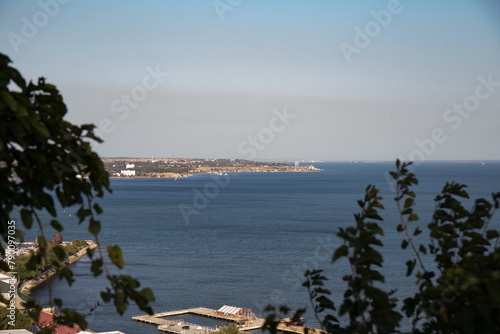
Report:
332,245,348,262
91,258,103,277
88,219,101,235
77,207,91,223
20,209,33,229
54,298,63,308
50,219,64,232
0,90,19,111
107,245,124,269
29,118,50,138
52,245,66,261
408,213,419,221
316,295,335,310
404,197,414,208
58,266,75,286
100,290,111,303
486,230,499,240
406,259,416,276
93,203,103,214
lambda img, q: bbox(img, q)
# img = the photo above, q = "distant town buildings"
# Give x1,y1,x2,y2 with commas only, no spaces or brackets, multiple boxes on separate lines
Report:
120,170,136,176
101,158,322,178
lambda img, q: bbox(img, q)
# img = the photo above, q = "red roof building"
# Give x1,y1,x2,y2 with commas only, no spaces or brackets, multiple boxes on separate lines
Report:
34,311,83,334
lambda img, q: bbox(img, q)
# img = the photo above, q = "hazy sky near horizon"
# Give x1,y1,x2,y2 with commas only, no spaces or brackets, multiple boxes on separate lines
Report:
1,0,499,161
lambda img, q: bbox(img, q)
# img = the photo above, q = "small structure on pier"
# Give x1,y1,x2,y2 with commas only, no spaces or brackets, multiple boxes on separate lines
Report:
216,305,242,316
215,305,255,318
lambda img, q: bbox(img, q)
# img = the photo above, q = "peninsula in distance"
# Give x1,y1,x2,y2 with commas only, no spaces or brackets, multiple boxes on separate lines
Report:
103,157,322,178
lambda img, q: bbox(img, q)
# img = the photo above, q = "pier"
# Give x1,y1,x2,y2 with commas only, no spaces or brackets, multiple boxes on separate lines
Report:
132,306,322,334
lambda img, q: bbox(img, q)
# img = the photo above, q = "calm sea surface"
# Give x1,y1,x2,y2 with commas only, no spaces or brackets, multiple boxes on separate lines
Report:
32,162,500,333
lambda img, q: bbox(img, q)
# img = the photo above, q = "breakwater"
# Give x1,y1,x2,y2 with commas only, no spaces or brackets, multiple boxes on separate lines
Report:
19,240,98,297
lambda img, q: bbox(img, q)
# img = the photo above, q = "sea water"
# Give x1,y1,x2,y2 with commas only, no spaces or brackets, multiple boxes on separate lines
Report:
32,162,500,333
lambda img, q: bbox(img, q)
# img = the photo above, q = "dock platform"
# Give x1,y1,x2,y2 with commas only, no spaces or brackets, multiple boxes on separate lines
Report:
132,307,322,334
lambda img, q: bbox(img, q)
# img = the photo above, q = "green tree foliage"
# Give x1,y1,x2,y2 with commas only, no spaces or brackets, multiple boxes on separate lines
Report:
14,253,43,280
212,324,242,334
65,240,89,255
0,53,154,330
13,242,89,280
264,160,500,334
0,306,31,329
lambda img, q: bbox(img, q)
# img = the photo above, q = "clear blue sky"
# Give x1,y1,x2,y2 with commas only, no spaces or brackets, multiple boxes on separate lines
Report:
1,0,499,161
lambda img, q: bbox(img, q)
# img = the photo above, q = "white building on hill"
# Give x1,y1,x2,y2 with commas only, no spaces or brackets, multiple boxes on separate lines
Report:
120,170,136,176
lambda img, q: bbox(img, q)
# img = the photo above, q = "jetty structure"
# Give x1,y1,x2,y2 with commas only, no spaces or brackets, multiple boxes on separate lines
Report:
133,306,321,334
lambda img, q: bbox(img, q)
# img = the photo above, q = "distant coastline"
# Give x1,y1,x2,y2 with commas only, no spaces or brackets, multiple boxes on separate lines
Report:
109,174,191,179
100,157,499,179
103,157,322,179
